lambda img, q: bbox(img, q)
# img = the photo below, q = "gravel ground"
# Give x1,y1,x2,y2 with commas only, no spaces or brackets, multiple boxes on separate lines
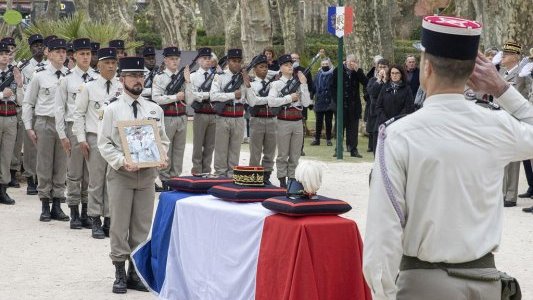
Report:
1,144,531,299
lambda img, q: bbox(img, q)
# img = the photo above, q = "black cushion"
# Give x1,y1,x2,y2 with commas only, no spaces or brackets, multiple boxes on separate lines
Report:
262,196,352,216
167,176,233,193
208,183,286,203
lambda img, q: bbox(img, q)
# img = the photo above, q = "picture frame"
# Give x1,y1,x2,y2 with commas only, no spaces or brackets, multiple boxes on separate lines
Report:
117,119,165,168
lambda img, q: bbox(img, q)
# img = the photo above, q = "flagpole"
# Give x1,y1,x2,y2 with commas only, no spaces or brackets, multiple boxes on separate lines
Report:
335,0,344,159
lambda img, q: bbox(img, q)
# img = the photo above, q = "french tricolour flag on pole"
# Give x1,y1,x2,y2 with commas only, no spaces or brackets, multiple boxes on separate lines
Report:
327,6,353,38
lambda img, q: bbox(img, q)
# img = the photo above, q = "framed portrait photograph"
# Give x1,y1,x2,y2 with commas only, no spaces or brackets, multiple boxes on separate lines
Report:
117,119,165,168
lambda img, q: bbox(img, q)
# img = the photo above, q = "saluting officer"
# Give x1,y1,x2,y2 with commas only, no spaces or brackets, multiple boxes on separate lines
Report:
98,57,169,294
55,38,97,229
210,48,247,177
20,34,46,195
185,47,217,175
0,42,22,204
152,47,187,190
243,54,277,184
22,38,70,222
74,47,122,239
267,54,311,187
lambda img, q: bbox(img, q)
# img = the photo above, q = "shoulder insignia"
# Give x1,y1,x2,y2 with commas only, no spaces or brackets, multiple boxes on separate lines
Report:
87,77,97,82
109,97,118,103
93,69,100,74
148,99,157,104
190,70,198,74
156,71,164,75
383,114,408,128
475,100,500,110
36,62,45,67
65,70,72,76
35,67,46,73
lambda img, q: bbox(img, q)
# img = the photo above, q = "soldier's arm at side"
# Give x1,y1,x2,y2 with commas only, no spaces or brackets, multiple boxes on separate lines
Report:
152,74,178,105
363,132,406,300
22,73,39,130
266,81,292,107
54,78,68,139
97,106,124,170
73,84,89,142
209,74,235,102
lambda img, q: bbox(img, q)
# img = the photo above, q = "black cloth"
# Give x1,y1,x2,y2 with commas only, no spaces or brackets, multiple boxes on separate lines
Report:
132,100,139,118
313,68,334,112
268,60,279,71
0,71,5,82
315,111,334,141
406,67,420,96
82,73,88,82
55,70,62,79
373,81,414,133
366,77,385,135
106,80,111,94
523,160,533,188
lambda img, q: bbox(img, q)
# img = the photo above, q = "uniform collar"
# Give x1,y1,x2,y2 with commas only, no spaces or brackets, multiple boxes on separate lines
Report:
198,67,209,74
280,75,293,83
423,93,466,106
47,63,67,74
164,68,179,76
122,93,142,107
0,66,9,73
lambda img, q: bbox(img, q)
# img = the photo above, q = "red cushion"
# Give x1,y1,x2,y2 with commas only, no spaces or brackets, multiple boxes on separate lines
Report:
208,183,286,203
167,176,233,193
262,196,352,216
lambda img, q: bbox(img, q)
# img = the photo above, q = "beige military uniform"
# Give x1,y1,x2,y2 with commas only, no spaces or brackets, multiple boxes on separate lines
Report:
55,66,97,206
152,69,187,181
246,77,277,172
22,64,69,200
73,75,122,218
209,70,247,177
9,63,25,175
185,67,217,174
0,66,22,185
267,76,311,179
97,93,169,262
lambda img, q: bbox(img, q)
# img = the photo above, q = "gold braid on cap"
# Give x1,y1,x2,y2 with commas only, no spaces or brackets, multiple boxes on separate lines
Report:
233,166,265,186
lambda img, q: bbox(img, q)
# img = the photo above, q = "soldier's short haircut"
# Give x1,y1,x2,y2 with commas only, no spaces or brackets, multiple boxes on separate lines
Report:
424,52,475,84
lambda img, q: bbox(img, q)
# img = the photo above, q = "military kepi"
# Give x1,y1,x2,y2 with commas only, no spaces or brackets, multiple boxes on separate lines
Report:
97,47,117,61
163,47,180,57
143,46,155,57
1,37,15,47
0,42,9,53
119,57,145,72
73,38,91,51
28,34,44,46
91,42,100,53
278,54,293,66
197,47,212,57
420,16,482,60
48,38,67,51
502,41,521,55
109,39,125,50
227,48,242,59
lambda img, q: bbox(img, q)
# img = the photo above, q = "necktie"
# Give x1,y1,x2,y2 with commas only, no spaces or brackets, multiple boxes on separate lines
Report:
106,80,111,94
261,80,267,89
55,70,62,79
204,72,209,80
132,100,139,119
171,74,177,81
0,72,5,82
82,73,88,82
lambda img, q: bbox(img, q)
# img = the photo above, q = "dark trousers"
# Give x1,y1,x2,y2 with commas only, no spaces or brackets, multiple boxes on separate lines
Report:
523,160,533,189
314,111,334,141
334,109,360,152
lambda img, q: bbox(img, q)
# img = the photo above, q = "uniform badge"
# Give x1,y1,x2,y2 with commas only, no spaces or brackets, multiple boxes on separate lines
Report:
72,93,76,100
150,111,156,114
45,88,50,95
95,102,100,109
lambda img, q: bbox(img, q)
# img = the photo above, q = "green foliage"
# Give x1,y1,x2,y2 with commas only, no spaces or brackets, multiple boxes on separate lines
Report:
196,35,225,46
134,7,161,49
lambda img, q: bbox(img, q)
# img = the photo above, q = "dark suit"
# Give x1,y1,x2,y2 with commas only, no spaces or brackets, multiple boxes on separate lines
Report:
406,68,420,96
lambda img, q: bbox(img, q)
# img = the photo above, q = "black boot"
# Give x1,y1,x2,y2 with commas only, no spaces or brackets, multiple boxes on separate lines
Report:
155,183,164,192
50,198,70,221
279,177,287,188
518,187,533,198
103,217,111,237
80,203,91,229
127,260,148,292
91,216,105,239
40,199,51,222
69,205,82,229
8,170,20,188
112,261,128,294
26,176,37,195
350,149,363,158
264,172,272,185
0,185,15,205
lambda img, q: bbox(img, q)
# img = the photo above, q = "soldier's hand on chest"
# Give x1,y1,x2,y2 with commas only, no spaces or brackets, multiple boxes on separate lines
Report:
177,91,185,101
2,87,13,98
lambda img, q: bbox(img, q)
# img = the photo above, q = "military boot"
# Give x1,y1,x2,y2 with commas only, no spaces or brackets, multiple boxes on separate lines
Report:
112,261,128,294
40,199,51,222
103,217,111,237
278,177,287,188
80,203,91,229
264,172,272,185
127,260,148,292
69,205,82,229
50,198,69,221
26,176,37,195
8,170,20,188
0,185,15,205
91,216,105,239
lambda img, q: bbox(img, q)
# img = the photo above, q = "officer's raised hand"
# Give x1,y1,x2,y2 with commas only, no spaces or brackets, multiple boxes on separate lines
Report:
79,141,90,160
297,71,307,84
61,138,71,156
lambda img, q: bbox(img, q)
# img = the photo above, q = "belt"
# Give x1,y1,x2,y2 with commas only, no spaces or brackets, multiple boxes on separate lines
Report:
162,101,187,116
0,101,17,117
400,253,495,271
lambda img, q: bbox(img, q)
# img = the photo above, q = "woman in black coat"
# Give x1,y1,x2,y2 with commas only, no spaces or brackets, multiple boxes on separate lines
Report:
366,59,390,153
373,65,414,151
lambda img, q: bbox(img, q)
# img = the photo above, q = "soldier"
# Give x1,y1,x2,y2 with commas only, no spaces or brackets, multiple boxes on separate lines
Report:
1,37,23,189
41,35,57,65
74,47,122,239
55,38,97,229
267,54,311,187
185,47,217,175
242,54,277,184
90,42,100,70
109,40,126,59
151,47,187,190
0,42,22,204
141,46,157,101
98,57,169,294
20,34,46,195
209,49,247,177
22,38,69,222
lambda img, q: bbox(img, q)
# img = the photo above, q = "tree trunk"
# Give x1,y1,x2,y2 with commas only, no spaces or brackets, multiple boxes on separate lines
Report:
372,0,395,61
303,0,336,35
394,0,420,39
344,0,377,72
198,0,225,36
219,1,242,51
269,0,283,45
152,0,197,49
88,0,136,34
74,0,91,19
240,0,272,62
46,0,61,20
276,0,304,54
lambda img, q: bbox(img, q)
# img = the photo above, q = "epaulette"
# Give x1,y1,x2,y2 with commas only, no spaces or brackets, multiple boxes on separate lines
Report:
93,69,100,74
156,71,164,75
35,66,46,73
109,97,118,103
190,70,197,74
64,70,72,76
36,62,45,67
86,77,97,83
383,114,408,127
475,100,500,110
148,99,157,104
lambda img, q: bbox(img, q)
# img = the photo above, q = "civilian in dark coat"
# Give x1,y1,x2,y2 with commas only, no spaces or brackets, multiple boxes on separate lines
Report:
373,65,415,150
311,58,335,146
264,47,279,71
366,58,390,153
330,54,368,157
405,55,420,95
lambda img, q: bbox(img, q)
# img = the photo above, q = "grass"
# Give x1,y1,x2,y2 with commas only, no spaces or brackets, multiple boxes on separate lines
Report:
184,115,375,164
